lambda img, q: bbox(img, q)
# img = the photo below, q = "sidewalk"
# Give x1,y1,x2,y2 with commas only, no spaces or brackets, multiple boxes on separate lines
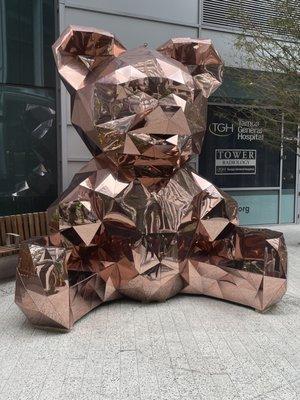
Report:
0,225,299,400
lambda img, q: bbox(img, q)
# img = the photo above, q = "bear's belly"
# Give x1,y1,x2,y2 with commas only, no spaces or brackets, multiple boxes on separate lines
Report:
95,231,191,302
92,170,203,301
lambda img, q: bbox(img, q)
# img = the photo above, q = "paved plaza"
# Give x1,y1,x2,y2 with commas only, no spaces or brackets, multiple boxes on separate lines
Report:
0,225,299,400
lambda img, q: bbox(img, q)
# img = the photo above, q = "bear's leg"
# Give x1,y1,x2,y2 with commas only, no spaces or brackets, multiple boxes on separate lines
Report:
181,227,287,311
15,234,120,331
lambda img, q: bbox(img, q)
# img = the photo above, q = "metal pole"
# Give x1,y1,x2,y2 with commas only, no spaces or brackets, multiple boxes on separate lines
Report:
295,124,300,223
278,113,284,224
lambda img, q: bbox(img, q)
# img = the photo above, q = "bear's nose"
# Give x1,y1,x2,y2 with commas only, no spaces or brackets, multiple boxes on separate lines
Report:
144,107,191,137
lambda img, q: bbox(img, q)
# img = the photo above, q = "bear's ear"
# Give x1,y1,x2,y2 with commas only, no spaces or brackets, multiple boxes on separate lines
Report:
157,38,223,98
52,25,126,92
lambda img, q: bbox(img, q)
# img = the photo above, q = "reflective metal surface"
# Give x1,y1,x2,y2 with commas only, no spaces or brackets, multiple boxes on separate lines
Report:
15,26,287,330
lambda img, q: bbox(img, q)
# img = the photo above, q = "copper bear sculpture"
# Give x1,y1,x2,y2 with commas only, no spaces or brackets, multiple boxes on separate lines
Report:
15,26,287,330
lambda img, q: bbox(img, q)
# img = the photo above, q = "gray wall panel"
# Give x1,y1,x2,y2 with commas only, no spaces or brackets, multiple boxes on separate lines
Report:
67,0,199,25
65,9,198,48
67,160,88,183
201,29,247,68
67,125,91,161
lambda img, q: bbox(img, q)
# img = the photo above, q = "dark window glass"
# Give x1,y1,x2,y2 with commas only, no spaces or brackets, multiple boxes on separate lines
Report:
0,85,57,215
1,0,55,87
42,0,56,87
281,125,297,223
198,105,281,188
282,131,297,191
0,0,57,216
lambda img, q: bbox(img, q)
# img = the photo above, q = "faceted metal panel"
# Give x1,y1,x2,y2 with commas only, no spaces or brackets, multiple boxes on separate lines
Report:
15,26,287,330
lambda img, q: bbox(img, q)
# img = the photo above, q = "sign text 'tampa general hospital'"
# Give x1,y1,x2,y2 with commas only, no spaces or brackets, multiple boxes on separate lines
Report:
215,149,256,175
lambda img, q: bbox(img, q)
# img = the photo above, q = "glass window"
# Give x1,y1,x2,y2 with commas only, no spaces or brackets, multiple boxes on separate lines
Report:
198,105,281,188
198,66,298,225
227,190,279,225
281,127,297,223
0,0,57,216
0,0,55,87
0,85,57,216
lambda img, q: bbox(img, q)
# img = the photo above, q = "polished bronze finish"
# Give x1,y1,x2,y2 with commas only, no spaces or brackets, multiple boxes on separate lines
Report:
15,26,287,330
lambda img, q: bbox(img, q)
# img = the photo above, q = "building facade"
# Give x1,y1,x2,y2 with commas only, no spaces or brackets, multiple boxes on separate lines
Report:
0,0,299,225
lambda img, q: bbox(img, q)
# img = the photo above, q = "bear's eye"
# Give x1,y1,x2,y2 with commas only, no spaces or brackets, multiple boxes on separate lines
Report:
160,105,181,113
149,134,174,141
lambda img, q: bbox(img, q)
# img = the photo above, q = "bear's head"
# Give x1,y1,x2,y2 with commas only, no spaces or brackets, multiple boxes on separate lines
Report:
53,26,223,178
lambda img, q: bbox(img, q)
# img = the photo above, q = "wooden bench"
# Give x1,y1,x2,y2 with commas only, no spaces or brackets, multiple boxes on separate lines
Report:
0,211,50,257
0,211,50,279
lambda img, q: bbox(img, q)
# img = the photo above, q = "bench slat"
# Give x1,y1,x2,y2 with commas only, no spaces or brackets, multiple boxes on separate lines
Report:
4,216,12,235
16,214,24,241
0,217,5,246
22,214,30,240
33,213,41,236
39,212,47,236
11,215,18,234
28,213,35,237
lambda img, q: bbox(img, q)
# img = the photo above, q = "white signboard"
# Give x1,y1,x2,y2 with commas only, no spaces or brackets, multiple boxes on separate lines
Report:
215,149,256,175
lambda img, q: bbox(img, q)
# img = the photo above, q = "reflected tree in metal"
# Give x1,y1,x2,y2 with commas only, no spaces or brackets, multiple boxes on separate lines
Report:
15,26,287,330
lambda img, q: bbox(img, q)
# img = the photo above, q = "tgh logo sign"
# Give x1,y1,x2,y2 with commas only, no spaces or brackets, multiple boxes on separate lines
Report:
209,122,234,137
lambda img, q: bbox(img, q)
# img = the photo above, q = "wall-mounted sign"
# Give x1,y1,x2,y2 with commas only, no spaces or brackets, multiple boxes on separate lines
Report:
208,118,263,141
208,122,234,137
215,149,256,175
198,105,280,188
